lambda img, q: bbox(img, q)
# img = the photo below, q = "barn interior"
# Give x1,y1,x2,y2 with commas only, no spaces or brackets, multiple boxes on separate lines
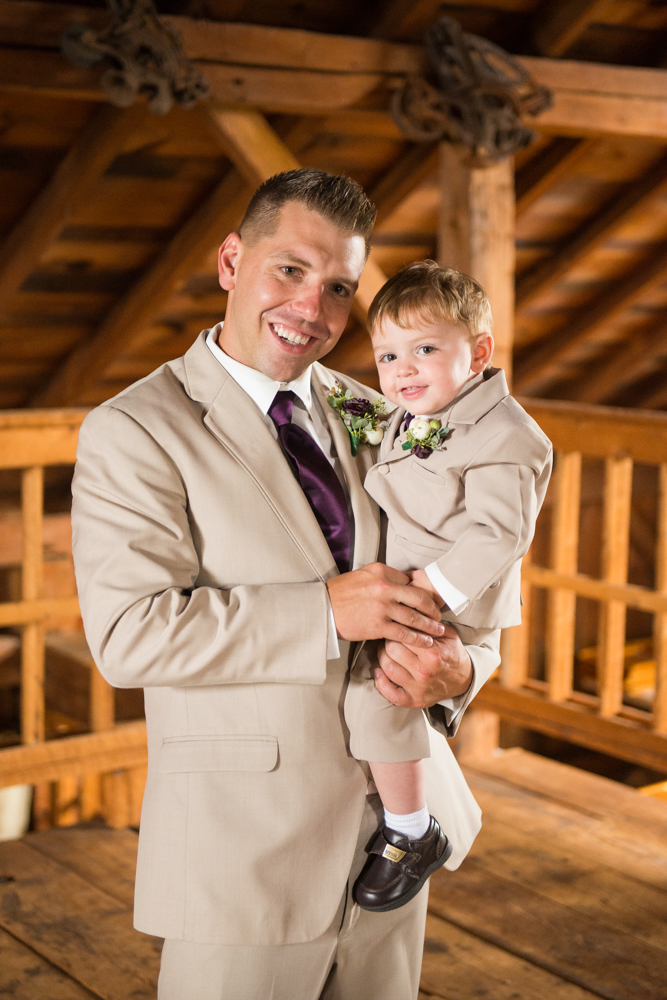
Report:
1,1,667,997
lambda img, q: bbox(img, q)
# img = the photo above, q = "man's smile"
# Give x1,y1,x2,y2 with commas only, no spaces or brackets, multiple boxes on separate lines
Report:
268,320,325,354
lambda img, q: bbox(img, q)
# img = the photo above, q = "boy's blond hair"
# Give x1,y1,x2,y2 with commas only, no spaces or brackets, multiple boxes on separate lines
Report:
367,260,493,342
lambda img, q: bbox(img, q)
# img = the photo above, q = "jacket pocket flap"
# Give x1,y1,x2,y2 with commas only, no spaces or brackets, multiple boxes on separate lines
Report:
159,735,278,773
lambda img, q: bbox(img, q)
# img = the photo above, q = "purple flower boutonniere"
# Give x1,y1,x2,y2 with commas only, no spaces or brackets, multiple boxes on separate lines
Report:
327,382,388,456
403,416,451,459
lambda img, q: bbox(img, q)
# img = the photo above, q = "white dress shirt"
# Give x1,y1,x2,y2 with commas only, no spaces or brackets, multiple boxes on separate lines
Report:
206,326,467,722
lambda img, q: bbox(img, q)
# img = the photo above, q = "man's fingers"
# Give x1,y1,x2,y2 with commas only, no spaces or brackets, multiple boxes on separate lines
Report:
393,583,442,622
383,622,434,648
374,667,413,708
388,601,445,638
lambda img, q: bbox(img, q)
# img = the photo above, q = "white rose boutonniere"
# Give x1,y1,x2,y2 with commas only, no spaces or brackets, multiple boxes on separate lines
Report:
403,416,451,459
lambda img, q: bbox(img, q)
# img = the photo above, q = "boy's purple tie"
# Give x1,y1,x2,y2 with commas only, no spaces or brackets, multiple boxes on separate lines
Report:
268,390,350,575
403,412,414,430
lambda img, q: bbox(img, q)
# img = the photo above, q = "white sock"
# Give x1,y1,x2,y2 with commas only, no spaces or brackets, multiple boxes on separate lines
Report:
383,805,430,840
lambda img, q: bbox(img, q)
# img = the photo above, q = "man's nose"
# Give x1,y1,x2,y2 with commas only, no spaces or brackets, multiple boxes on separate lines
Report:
291,283,323,321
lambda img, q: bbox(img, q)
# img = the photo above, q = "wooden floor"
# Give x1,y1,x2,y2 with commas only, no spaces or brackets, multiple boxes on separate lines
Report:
1,748,667,1000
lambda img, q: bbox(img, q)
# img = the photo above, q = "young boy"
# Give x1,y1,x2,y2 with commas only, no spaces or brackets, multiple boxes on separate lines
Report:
344,261,552,912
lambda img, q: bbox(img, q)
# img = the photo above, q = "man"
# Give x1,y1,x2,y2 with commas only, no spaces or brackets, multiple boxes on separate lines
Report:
72,169,501,1000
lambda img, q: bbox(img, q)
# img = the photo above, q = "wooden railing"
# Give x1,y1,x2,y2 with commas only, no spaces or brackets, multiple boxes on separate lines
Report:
0,410,146,828
477,398,667,772
4,400,667,830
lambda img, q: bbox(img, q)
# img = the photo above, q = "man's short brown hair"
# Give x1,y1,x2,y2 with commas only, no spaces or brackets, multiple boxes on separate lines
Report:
239,169,377,256
368,260,493,341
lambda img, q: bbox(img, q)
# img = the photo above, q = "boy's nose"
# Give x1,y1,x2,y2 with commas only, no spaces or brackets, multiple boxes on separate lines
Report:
397,360,418,377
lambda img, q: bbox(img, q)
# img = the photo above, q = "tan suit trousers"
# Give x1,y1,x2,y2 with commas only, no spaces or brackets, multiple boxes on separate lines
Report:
157,794,428,1000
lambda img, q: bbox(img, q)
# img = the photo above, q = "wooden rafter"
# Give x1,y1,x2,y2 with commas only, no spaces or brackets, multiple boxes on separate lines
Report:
0,102,150,313
533,0,617,58
515,138,596,218
514,247,667,396
638,375,667,411
370,0,442,40
517,150,667,311
369,145,439,228
3,4,667,139
575,323,667,405
32,166,253,407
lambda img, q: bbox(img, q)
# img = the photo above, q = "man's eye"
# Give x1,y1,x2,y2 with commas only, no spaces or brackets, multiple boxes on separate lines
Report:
417,345,435,355
331,284,349,297
282,266,298,276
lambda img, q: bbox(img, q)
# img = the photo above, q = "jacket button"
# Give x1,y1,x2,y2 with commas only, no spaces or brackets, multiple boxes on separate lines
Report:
379,466,390,475
489,580,500,588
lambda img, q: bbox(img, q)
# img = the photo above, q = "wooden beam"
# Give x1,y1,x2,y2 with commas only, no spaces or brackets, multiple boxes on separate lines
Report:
369,145,439,227
438,144,515,379
533,0,617,58
517,151,667,311
0,102,150,313
370,0,442,41
575,322,667,404
205,106,388,323
2,5,667,138
515,138,596,218
519,395,667,464
638,377,667,411
514,247,667,396
32,167,254,406
474,681,667,772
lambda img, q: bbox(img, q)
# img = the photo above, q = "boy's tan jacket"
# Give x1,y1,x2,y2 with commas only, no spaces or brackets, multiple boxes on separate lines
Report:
366,369,553,630
71,331,500,947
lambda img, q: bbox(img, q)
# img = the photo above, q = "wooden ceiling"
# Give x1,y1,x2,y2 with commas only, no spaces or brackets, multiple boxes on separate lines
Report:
3,0,667,408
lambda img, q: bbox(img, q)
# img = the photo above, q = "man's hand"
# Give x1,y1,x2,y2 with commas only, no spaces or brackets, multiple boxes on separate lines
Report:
327,562,445,648
374,627,474,709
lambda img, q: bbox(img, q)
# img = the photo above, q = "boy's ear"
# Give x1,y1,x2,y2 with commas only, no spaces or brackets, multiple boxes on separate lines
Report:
471,332,494,372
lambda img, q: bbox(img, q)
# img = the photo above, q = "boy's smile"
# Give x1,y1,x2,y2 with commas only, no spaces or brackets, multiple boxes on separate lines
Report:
372,316,494,415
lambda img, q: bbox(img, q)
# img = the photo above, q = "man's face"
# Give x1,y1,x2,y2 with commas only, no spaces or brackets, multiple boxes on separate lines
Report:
217,201,367,382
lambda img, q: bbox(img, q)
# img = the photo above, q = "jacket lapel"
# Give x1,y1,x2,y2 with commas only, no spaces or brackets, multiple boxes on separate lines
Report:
312,365,381,571
185,333,337,580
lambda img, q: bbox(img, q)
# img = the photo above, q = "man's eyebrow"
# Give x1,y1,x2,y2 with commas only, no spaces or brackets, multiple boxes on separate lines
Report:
267,251,311,268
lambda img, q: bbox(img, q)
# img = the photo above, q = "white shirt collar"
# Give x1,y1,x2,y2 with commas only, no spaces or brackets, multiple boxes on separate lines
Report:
206,323,313,415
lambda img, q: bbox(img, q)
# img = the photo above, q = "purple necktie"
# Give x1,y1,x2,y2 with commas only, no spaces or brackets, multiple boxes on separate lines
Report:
269,390,350,575
403,412,414,430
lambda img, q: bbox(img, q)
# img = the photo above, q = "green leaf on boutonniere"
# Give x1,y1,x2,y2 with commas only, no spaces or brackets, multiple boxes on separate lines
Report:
327,381,388,456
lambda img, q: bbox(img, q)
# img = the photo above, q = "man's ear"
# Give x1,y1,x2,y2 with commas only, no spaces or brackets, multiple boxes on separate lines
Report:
471,332,494,373
218,232,242,291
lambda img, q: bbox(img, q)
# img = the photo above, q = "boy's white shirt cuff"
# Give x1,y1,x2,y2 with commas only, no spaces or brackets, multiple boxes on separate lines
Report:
327,602,341,660
424,562,469,615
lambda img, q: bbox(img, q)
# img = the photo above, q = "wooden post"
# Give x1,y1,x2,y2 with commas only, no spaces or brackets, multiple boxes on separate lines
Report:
598,456,633,716
438,144,516,752
21,465,51,828
654,463,667,732
547,451,582,701
438,144,515,380
500,548,532,689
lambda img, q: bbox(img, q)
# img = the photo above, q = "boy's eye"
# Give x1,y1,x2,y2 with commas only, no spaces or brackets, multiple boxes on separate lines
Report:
378,353,396,364
417,345,435,355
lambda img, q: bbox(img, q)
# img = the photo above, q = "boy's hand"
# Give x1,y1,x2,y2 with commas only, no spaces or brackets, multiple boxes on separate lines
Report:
408,569,445,609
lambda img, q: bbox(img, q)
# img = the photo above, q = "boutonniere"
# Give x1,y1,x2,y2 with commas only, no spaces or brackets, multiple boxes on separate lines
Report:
403,416,451,459
327,381,388,456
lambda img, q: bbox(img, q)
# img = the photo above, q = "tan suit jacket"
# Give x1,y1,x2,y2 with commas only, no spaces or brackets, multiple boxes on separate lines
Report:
71,331,498,947
365,369,553,630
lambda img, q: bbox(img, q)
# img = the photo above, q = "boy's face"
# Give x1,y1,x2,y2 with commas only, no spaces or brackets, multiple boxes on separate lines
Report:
372,315,493,414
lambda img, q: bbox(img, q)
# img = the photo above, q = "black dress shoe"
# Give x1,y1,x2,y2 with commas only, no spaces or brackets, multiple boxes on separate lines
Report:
353,816,452,912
